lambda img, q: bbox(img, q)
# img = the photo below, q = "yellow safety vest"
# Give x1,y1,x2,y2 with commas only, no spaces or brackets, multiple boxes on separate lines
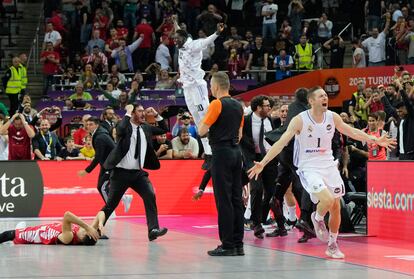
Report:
295,43,313,70
353,92,368,121
6,66,21,94
19,64,27,89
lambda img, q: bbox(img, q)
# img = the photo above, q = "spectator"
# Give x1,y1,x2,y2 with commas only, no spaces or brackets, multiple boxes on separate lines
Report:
246,35,268,83
364,112,387,160
352,38,366,68
288,0,305,43
155,35,172,70
393,16,409,65
365,0,386,31
86,46,109,73
261,0,278,41
322,0,339,15
40,42,60,96
79,0,93,49
101,0,114,27
92,9,109,40
57,136,83,160
349,78,367,125
32,119,62,160
362,12,391,66
115,19,129,40
29,106,62,134
294,34,314,70
73,114,91,147
100,107,117,135
61,0,76,29
107,64,127,85
134,18,155,72
61,66,78,84
69,83,93,101
227,48,246,79
2,57,22,115
172,127,199,159
0,115,8,160
0,101,8,117
18,52,28,96
316,12,333,68
196,4,224,36
153,133,173,159
105,28,121,57
0,113,35,160
199,29,215,71
43,22,62,49
21,102,37,123
123,0,138,30
102,80,140,110
365,87,385,113
137,0,156,24
404,19,414,64
98,83,122,100
172,111,198,138
111,35,144,73
79,64,100,89
155,69,178,89
86,30,105,55
323,35,345,69
80,135,95,160
274,49,293,81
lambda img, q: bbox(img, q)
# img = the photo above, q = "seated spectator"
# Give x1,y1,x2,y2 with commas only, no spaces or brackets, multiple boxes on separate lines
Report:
323,35,345,69
274,49,293,81
79,64,100,90
227,48,246,79
61,66,78,84
80,135,95,160
153,133,173,159
21,102,38,123
69,83,93,101
155,35,172,70
98,83,122,100
102,79,140,110
0,115,8,160
155,69,178,89
86,46,108,73
0,113,35,160
43,22,62,49
32,119,62,160
111,35,144,73
87,30,105,55
363,113,387,161
106,64,126,85
0,100,8,117
57,136,82,160
172,127,199,159
172,111,198,138
73,114,91,147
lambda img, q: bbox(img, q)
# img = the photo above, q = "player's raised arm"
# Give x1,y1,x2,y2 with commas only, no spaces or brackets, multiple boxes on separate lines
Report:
333,112,396,150
248,115,302,180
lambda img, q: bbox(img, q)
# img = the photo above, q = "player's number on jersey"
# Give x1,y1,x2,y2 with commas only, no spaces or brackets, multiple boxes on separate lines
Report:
317,138,321,148
196,104,204,112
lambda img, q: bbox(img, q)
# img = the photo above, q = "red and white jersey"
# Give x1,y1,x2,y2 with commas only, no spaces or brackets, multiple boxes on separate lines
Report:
14,223,80,245
293,110,337,170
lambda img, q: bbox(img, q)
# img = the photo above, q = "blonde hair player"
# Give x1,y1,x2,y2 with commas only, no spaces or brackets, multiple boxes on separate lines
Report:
248,86,396,259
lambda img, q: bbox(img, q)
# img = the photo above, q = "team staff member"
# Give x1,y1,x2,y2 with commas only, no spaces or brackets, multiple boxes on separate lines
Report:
198,72,244,256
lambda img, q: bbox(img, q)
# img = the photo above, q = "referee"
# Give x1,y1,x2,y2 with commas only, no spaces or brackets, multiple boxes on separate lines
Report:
198,72,244,256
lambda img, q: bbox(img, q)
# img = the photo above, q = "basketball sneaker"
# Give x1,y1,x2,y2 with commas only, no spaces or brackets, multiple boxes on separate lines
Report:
325,242,345,259
15,222,26,230
311,212,329,242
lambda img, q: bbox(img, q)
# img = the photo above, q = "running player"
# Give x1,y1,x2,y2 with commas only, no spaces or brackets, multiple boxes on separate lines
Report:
173,17,224,169
248,87,396,258
0,211,103,246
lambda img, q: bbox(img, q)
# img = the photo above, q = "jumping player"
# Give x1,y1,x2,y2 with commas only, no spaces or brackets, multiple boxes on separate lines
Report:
173,17,224,169
248,87,396,258
0,211,103,246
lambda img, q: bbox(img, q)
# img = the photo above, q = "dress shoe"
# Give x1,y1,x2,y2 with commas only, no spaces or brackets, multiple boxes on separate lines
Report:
201,155,212,170
295,219,315,236
99,234,109,240
266,227,288,237
236,246,245,256
254,225,265,239
298,232,315,243
148,227,168,241
207,245,237,256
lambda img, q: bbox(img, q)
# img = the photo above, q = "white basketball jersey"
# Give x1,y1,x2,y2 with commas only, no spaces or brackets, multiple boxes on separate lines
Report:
293,110,337,169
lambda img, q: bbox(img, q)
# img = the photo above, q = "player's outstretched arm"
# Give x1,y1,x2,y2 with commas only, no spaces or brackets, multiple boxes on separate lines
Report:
333,112,397,150
248,116,301,180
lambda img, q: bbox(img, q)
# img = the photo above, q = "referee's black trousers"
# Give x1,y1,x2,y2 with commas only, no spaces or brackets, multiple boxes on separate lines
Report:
97,167,111,203
211,144,244,249
101,168,160,232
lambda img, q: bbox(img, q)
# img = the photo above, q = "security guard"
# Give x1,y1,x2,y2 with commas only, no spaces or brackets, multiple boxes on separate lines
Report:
2,57,22,115
198,72,244,256
294,34,314,70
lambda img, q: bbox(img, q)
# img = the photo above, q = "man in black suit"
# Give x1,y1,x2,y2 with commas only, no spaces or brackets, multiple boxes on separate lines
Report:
78,116,116,203
100,104,168,241
240,95,283,239
100,107,116,138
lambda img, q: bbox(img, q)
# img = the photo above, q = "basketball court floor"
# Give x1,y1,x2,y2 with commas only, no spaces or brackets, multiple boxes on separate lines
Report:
1,215,413,279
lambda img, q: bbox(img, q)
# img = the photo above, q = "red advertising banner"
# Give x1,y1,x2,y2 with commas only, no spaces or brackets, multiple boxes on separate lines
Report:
238,65,414,107
30,160,216,217
367,161,414,241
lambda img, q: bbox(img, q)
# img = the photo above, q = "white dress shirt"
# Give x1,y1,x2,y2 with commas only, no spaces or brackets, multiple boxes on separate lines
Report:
116,120,147,170
251,112,272,153
178,33,218,87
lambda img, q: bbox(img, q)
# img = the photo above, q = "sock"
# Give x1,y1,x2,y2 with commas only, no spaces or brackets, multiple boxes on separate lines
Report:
328,231,338,245
315,212,325,222
288,206,297,221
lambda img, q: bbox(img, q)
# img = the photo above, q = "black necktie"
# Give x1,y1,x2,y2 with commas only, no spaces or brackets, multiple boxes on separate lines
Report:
134,126,141,168
259,119,266,155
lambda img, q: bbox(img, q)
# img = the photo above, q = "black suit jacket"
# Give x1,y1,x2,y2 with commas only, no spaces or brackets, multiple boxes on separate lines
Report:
103,115,167,170
240,113,278,168
85,126,116,173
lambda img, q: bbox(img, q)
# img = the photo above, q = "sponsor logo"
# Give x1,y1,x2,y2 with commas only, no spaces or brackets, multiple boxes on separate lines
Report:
307,125,313,133
326,124,332,131
334,188,341,194
0,162,43,217
305,148,327,153
324,77,340,97
308,134,313,138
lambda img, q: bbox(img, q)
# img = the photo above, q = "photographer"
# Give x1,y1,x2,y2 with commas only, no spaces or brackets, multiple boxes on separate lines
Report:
172,110,198,138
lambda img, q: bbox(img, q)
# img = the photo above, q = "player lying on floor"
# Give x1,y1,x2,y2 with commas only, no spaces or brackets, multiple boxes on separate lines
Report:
0,211,105,245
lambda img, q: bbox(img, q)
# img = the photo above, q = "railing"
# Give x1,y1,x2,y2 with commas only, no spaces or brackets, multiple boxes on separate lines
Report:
26,1,43,75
